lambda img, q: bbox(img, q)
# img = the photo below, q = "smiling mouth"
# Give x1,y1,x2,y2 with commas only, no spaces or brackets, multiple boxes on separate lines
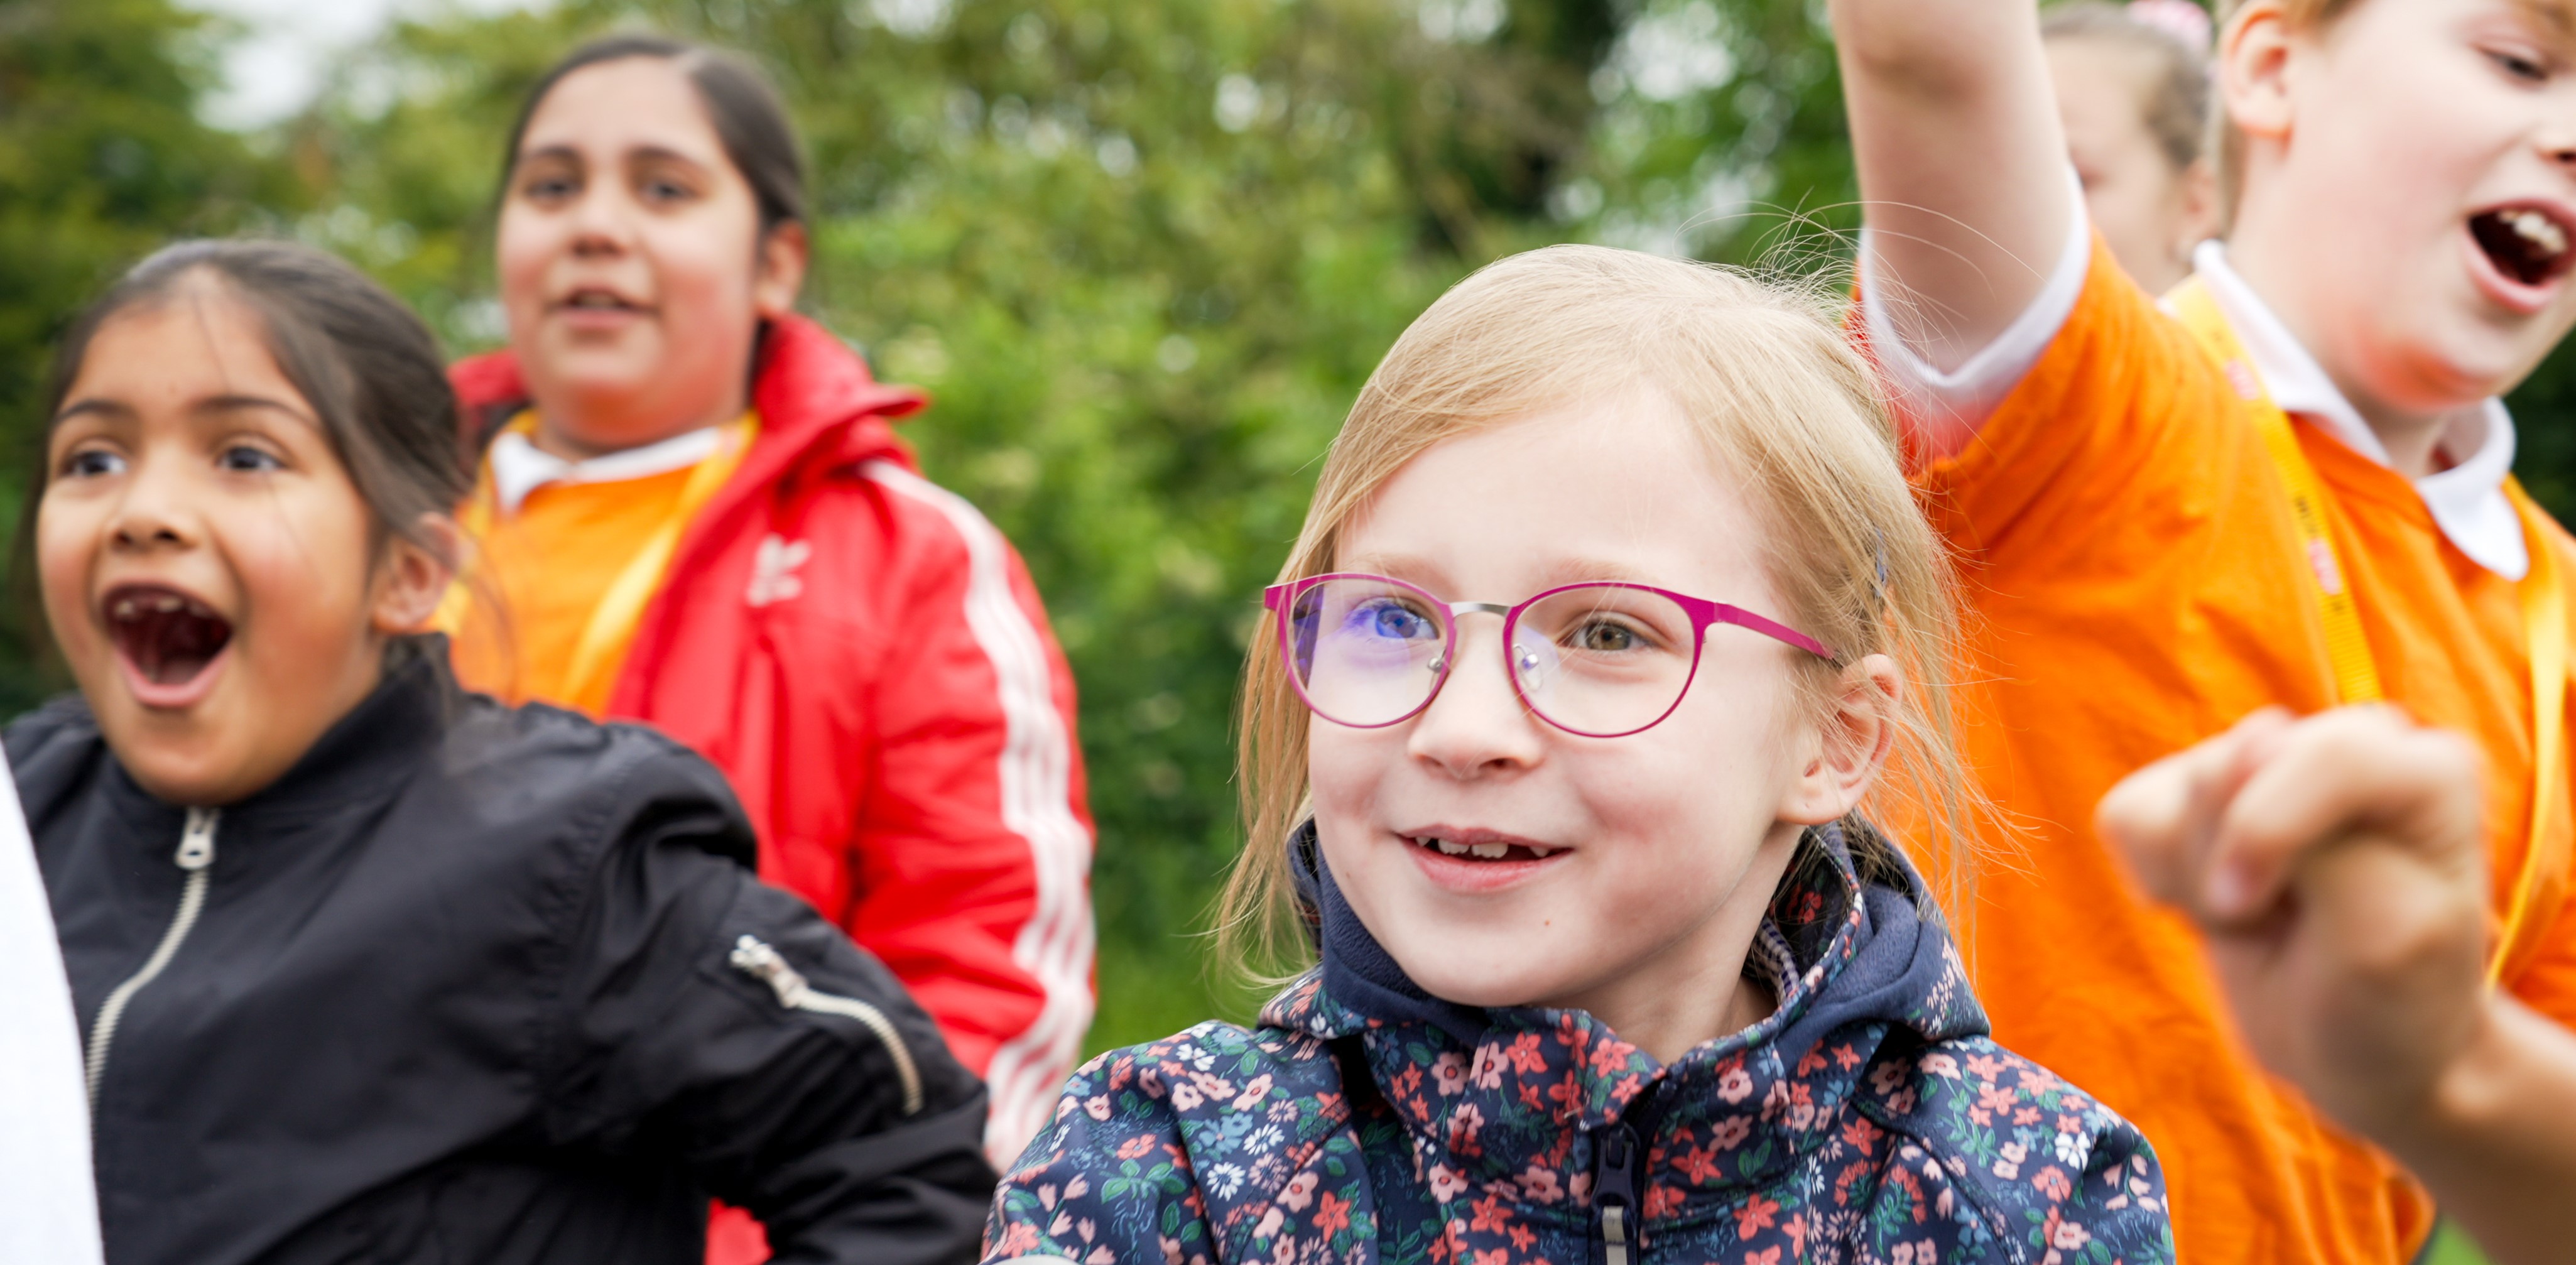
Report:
104,584,232,687
555,288,648,314
2470,207,2575,287
1406,834,1560,861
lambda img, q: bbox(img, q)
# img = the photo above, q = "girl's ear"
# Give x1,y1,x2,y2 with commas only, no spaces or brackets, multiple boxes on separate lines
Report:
753,221,808,321
1780,653,1903,827
371,513,462,636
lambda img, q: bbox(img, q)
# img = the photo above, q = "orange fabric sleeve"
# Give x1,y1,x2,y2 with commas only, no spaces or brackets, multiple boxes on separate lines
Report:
1915,236,2254,571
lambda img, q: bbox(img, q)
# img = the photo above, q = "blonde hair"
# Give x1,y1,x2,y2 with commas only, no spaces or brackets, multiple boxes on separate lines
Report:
1217,245,1975,985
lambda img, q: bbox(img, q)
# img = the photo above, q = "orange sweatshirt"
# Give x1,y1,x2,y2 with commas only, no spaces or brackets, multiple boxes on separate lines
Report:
1903,239,2576,1264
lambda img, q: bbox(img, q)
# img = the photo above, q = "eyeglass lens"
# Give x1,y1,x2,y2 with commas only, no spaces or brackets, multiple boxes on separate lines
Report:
1285,578,1701,735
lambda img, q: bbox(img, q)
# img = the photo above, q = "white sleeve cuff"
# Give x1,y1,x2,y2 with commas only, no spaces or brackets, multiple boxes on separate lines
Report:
1859,166,2091,440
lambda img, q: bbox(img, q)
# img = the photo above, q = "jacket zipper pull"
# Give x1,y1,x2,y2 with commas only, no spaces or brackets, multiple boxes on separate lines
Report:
728,934,808,1006
1592,1120,1644,1265
176,806,217,870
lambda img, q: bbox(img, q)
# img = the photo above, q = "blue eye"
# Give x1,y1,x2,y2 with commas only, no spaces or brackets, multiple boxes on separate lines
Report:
219,445,283,473
60,448,124,479
1348,599,1437,641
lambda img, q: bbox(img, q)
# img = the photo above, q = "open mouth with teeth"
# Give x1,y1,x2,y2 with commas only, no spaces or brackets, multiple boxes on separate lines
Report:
2470,207,2575,288
1406,835,1560,862
104,584,233,688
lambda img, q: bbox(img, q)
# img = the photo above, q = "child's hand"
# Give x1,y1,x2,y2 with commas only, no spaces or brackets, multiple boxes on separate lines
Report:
2096,706,2489,1143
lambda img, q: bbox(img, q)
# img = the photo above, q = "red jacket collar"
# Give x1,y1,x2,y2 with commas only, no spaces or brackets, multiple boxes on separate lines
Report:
447,312,928,483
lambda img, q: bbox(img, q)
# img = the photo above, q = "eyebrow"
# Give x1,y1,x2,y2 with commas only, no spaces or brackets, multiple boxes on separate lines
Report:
52,398,134,427
515,143,583,168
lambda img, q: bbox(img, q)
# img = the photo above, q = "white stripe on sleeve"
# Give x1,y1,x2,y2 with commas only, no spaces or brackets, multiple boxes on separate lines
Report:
864,462,1096,1166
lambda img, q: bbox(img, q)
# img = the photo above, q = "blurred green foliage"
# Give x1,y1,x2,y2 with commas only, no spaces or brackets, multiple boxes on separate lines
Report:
0,0,298,714
14,0,2570,1062
242,0,1858,1052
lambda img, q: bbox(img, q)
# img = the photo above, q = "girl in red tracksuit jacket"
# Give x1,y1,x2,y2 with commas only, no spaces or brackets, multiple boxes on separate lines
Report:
436,36,1093,1256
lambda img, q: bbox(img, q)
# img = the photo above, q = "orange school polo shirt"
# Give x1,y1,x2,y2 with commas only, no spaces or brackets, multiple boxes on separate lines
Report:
1911,238,2576,1264
445,459,705,714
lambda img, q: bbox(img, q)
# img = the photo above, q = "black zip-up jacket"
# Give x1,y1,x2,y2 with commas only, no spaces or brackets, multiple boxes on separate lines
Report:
9,647,995,1265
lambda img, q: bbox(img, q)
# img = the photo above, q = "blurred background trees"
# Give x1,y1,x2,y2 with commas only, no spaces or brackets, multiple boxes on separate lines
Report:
7,0,2570,1053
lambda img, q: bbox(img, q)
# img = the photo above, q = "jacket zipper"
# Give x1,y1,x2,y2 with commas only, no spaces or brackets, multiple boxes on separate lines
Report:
85,806,219,1110
1591,1082,1665,1265
728,934,923,1114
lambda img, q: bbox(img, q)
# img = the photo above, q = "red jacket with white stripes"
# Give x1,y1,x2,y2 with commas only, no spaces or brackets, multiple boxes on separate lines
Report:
448,316,1094,1188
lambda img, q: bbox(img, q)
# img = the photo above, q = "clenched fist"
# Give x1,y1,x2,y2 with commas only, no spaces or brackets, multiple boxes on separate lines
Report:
2099,706,2576,1265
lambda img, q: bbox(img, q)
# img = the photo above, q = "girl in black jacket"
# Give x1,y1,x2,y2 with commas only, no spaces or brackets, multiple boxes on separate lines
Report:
9,239,994,1265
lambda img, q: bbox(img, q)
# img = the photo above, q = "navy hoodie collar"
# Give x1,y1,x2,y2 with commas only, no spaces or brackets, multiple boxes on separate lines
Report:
1268,820,1991,1198
1290,822,1491,1046
1279,817,1986,1061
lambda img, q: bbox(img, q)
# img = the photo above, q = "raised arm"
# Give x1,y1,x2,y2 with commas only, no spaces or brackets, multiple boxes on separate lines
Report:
1830,0,2073,369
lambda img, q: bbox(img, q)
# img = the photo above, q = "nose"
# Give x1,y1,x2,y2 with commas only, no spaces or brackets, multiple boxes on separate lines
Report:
106,453,200,554
1405,614,1546,779
2539,100,2576,168
565,183,635,258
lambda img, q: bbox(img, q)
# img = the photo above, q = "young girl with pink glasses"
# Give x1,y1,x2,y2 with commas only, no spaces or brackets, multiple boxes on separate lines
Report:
979,246,2175,1264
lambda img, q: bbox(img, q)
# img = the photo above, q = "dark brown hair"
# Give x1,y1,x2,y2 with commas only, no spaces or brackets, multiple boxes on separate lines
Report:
2044,2,2214,173
34,239,472,566
501,35,807,237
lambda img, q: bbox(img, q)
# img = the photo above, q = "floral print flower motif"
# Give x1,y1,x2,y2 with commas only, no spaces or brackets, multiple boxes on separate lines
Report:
981,824,2175,1265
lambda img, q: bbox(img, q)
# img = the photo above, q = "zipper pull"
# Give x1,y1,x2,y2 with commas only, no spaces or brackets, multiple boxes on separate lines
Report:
176,807,218,871
729,934,810,1007
1592,1121,1644,1265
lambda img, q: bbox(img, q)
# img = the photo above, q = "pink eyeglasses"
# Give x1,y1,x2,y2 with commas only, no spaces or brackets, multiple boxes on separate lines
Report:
1263,573,1835,739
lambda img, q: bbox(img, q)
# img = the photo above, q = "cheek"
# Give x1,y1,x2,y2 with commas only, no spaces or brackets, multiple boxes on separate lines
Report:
649,226,759,315
494,212,556,313
1305,720,1387,822
224,498,381,649
33,495,102,645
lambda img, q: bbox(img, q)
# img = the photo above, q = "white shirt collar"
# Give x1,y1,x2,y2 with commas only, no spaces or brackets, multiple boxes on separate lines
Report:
2190,240,2529,580
487,425,725,514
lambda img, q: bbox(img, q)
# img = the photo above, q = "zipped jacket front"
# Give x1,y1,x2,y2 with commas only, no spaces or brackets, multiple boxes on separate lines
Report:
11,644,995,1265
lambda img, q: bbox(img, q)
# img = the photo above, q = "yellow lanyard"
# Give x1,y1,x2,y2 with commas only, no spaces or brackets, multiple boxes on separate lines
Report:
2167,279,2568,982
437,411,756,714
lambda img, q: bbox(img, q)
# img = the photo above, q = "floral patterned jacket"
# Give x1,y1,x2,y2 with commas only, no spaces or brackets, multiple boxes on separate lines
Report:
985,826,2174,1264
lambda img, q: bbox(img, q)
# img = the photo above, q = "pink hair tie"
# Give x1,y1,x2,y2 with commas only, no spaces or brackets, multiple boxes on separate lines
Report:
2125,0,2214,49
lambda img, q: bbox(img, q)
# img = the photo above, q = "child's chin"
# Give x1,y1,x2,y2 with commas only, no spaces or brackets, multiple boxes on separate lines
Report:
1393,949,1560,1011
107,732,247,810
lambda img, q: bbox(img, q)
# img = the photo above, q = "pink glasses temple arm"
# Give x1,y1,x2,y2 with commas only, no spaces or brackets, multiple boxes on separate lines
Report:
1713,604,1836,660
